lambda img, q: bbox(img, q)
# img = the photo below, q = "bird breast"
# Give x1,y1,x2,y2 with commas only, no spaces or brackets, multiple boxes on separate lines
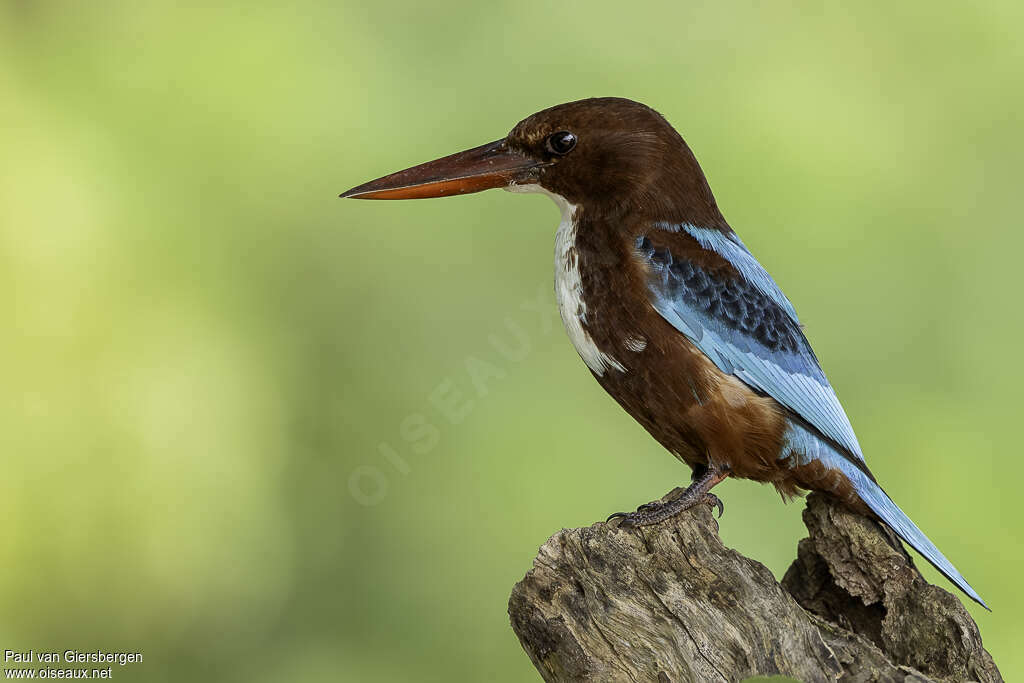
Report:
506,181,627,377
553,201,626,377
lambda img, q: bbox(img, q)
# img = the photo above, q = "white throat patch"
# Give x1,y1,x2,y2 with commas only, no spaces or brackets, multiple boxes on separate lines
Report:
506,184,625,376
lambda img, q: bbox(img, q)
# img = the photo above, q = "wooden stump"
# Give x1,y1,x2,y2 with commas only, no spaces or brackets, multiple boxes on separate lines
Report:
508,493,999,682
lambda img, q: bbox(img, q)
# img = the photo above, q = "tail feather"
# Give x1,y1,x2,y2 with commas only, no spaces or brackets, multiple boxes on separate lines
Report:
845,465,989,610
784,419,987,609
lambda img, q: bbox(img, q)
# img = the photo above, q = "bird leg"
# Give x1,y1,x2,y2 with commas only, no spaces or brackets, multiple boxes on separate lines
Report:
608,465,730,528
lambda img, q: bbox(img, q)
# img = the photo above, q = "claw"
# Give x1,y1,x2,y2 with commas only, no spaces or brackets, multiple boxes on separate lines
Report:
616,516,638,529
608,501,658,523
606,511,640,528
705,494,724,518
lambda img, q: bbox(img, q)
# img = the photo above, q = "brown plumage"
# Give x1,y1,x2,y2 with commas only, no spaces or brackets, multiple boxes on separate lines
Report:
340,96,986,607
568,201,866,507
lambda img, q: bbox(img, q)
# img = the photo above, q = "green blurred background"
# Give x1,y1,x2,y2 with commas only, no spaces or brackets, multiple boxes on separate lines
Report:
1,1,1020,680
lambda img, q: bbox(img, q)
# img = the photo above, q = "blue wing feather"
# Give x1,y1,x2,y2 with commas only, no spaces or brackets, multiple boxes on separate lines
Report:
638,225,987,608
639,224,865,463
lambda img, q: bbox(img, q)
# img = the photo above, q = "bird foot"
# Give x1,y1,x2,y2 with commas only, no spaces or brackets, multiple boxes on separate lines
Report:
607,466,729,528
608,492,723,528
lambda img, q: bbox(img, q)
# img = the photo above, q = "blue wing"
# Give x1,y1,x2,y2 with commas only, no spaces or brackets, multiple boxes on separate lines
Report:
638,223,864,463
636,223,989,607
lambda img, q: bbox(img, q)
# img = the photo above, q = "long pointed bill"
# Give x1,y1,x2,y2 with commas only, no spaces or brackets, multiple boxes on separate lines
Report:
340,139,544,200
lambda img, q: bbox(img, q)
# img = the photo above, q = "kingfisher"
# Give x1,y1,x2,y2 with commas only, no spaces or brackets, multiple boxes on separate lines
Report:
340,97,986,609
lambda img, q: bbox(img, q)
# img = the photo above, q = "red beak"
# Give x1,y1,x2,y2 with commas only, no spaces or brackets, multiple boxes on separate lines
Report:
340,139,545,200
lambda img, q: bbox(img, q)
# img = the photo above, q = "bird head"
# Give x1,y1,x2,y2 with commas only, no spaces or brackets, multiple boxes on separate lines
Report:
341,97,724,225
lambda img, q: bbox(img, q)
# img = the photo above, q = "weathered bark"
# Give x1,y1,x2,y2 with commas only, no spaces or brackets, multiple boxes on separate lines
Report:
508,492,999,682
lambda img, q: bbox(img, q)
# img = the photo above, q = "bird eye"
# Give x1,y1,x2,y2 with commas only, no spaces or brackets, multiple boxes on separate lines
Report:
545,131,577,156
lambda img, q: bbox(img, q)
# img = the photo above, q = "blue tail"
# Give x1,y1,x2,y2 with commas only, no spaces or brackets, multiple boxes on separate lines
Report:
783,420,988,609
844,464,988,610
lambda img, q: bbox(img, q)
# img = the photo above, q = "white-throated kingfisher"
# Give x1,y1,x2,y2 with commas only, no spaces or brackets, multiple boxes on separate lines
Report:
340,97,986,609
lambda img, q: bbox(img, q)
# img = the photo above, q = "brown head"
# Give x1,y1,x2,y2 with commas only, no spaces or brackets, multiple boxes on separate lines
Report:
341,97,727,227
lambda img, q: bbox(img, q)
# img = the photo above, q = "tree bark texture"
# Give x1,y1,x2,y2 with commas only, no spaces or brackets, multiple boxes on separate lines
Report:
508,492,999,682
